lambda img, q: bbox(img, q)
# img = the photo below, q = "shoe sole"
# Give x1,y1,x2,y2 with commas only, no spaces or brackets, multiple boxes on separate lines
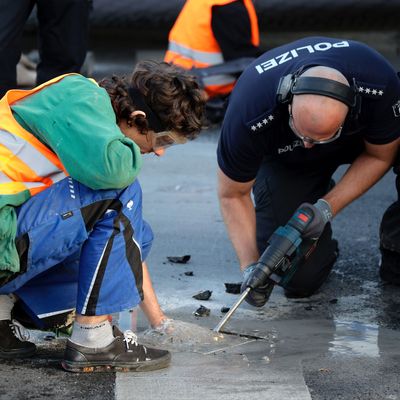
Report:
61,352,171,373
0,347,37,359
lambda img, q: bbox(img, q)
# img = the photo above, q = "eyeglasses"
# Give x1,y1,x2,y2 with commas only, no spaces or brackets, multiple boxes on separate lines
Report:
288,109,343,145
152,130,187,151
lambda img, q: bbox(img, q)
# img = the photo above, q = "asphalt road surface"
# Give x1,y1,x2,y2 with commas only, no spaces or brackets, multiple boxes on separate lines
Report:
2,130,399,400
1,42,400,399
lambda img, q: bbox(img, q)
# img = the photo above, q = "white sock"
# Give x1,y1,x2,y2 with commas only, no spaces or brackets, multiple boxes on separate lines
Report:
70,320,114,348
0,294,16,321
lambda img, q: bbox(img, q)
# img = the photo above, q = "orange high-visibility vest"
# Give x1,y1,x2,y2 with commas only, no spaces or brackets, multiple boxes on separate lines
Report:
164,0,259,97
0,75,74,198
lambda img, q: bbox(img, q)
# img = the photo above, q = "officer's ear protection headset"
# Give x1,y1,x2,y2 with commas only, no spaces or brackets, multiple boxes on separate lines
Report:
276,66,361,120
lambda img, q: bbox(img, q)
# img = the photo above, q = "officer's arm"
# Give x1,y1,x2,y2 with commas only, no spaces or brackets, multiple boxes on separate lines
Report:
218,167,258,270
323,138,400,215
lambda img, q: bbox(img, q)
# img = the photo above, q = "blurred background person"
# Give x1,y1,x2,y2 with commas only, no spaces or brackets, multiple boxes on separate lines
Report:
164,0,263,100
0,0,92,97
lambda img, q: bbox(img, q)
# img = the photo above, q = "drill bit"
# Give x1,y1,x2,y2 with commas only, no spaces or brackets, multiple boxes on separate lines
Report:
213,287,251,333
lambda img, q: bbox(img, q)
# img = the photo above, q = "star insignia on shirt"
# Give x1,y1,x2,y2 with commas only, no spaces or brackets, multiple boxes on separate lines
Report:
249,114,275,133
358,86,384,96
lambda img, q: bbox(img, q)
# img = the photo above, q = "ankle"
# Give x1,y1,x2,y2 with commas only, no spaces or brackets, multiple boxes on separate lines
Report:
70,319,114,348
0,294,16,321
75,314,109,325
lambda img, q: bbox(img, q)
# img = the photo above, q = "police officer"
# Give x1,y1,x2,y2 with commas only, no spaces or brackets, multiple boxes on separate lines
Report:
217,36,400,306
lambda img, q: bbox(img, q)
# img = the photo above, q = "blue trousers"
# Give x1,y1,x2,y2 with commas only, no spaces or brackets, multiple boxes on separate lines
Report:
0,177,153,323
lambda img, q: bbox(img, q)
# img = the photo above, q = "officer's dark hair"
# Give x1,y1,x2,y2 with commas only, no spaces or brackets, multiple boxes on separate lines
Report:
99,60,206,139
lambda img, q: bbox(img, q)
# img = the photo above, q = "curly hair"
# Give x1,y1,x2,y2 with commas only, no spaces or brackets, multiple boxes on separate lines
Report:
99,61,206,140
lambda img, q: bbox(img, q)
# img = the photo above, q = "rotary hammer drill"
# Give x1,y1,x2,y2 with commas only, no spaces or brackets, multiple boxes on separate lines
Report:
214,205,317,333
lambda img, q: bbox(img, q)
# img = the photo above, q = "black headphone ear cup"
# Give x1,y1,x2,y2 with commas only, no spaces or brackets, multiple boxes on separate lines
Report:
276,74,295,104
277,66,308,104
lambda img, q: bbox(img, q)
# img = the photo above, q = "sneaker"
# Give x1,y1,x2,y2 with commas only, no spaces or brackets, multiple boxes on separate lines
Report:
61,326,171,373
0,320,36,359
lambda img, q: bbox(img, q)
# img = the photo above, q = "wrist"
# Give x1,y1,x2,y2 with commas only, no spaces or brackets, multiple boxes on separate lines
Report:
150,315,170,329
314,198,333,223
152,317,173,331
242,262,259,279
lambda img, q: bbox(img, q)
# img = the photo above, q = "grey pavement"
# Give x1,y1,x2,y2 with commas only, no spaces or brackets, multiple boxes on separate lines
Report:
1,108,400,400
113,131,400,400
2,36,400,399
116,134,313,400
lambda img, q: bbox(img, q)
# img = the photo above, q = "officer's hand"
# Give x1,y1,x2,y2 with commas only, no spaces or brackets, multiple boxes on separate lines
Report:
241,263,274,307
297,199,333,239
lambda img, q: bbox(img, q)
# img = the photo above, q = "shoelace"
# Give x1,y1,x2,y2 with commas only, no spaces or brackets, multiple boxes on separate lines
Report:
10,320,30,341
123,330,140,350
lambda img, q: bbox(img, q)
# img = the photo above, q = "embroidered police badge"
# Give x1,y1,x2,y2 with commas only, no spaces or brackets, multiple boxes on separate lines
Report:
393,100,400,117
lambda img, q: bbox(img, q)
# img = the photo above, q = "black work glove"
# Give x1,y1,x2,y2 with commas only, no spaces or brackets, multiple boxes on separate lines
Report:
241,263,274,307
297,199,333,239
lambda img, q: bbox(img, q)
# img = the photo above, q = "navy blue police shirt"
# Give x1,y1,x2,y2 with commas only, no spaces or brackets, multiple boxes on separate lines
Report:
217,36,400,182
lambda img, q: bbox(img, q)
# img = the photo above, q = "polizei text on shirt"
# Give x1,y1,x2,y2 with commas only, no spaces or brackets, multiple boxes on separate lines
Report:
255,41,350,74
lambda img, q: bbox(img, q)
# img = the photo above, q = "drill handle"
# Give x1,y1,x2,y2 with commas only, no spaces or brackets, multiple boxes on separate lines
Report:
287,206,314,233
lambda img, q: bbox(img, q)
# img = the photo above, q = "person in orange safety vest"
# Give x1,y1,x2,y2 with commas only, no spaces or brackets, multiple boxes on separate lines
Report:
0,61,206,372
164,0,262,99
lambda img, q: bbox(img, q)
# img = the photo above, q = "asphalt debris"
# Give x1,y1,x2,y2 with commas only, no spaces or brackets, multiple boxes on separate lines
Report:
192,290,212,300
167,255,191,264
221,307,230,313
194,305,210,317
184,271,194,276
224,282,242,294
329,298,338,304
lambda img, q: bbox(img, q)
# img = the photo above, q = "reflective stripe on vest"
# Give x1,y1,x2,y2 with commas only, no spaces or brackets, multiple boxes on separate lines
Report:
0,73,82,197
0,129,67,185
167,41,224,66
203,74,236,86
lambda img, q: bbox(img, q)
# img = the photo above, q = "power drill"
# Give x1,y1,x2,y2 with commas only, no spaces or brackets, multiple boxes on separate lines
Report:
214,206,317,333
245,206,315,290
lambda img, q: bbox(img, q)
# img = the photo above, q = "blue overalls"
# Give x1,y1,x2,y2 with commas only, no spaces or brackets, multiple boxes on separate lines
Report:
0,177,153,326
